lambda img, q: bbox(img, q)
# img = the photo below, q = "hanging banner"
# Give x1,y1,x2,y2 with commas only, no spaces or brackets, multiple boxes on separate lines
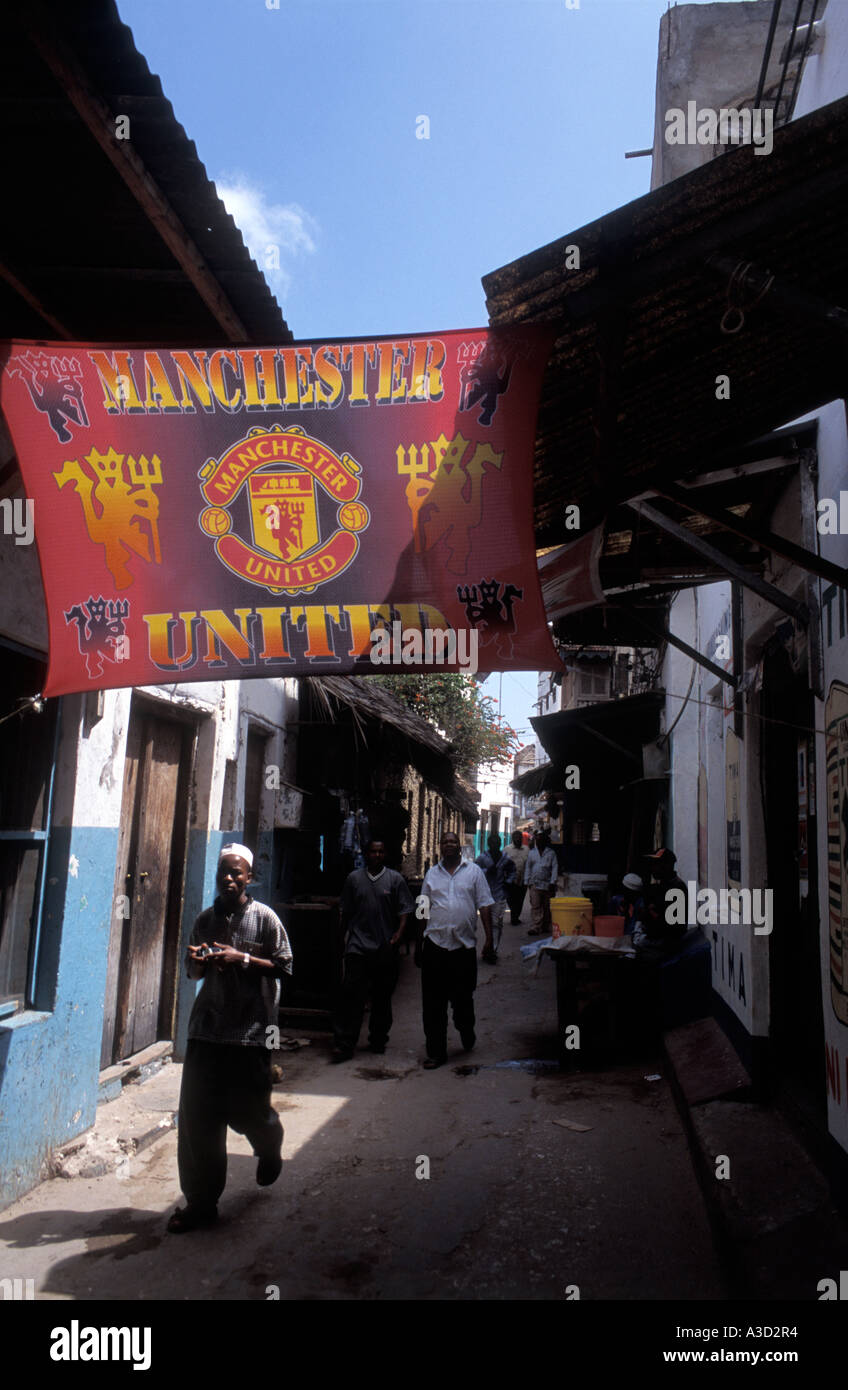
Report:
537,526,605,619
0,328,560,695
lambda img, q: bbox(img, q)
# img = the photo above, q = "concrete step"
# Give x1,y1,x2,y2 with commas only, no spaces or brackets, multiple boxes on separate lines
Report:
664,1017,751,1105
98,1040,173,1104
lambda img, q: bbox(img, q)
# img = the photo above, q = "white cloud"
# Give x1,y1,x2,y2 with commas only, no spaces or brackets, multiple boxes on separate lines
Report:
215,174,317,302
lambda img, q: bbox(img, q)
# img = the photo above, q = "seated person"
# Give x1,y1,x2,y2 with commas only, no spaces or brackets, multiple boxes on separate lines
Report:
608,872,645,936
635,848,688,958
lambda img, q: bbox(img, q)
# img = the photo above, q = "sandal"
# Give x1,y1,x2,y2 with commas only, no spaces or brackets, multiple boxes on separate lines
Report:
166,1205,218,1234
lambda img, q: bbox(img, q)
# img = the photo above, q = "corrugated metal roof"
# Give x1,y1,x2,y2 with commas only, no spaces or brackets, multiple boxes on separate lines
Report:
1,1,291,343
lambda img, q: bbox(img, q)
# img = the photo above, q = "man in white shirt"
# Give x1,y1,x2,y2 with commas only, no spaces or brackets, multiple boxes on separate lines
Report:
418,831,494,1068
525,830,559,937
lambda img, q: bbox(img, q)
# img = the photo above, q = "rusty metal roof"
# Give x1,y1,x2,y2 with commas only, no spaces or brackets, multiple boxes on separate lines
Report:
484,93,848,550
1,0,291,344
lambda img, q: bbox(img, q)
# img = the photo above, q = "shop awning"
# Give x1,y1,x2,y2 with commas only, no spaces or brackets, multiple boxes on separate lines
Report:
530,692,665,772
485,93,848,553
511,758,558,797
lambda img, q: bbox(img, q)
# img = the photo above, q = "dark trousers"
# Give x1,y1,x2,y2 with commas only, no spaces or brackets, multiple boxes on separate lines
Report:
177,1039,283,1211
421,938,477,1059
333,946,399,1051
506,883,527,924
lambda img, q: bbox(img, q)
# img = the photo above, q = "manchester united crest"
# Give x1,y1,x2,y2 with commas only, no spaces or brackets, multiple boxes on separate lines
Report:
197,425,369,595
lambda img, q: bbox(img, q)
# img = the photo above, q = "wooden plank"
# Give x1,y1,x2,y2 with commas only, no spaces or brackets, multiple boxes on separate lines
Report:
0,260,74,338
625,499,809,624
653,478,848,591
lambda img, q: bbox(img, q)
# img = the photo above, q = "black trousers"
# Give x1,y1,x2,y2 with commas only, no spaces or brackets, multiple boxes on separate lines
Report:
506,883,527,924
177,1039,283,1211
421,938,477,1059
333,946,399,1051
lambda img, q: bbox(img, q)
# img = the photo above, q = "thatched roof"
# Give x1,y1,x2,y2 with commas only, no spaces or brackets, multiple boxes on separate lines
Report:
302,675,480,823
449,772,481,822
304,675,451,755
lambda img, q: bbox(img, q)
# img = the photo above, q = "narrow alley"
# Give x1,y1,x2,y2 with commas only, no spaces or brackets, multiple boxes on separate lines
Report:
0,915,723,1303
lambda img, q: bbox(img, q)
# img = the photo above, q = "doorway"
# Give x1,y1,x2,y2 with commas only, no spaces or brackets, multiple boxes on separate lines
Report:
100,701,195,1066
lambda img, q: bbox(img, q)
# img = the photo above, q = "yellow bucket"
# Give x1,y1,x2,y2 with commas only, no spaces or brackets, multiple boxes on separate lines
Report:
550,896,593,938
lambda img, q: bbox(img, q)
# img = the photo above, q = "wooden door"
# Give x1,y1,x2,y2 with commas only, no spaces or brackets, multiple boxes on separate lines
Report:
101,707,193,1065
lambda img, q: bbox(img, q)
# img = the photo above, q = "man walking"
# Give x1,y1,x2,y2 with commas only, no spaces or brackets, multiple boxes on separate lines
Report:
330,839,414,1062
419,830,494,1068
168,844,292,1234
503,829,530,925
525,829,559,937
475,830,515,959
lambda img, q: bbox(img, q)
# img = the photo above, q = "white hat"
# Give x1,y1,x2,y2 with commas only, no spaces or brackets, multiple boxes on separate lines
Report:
622,873,642,891
219,843,253,868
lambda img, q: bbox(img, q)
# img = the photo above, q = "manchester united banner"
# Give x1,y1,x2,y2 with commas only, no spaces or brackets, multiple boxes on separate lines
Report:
0,328,559,695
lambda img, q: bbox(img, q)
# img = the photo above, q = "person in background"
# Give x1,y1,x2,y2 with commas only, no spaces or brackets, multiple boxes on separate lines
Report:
503,829,530,926
475,831,516,960
167,844,292,1234
418,830,494,1068
525,829,559,937
330,839,414,1062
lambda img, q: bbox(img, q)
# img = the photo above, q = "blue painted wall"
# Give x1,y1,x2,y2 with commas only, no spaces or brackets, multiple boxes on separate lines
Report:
1,811,278,1207
0,825,118,1210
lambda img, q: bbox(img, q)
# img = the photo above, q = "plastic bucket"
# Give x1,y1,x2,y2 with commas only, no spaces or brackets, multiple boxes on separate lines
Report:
593,914,626,939
550,896,593,938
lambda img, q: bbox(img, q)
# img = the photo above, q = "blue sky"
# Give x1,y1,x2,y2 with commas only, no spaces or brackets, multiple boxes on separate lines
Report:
116,0,743,750
117,0,688,340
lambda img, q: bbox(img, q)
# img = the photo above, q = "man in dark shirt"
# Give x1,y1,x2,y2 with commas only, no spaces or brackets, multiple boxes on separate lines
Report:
475,831,516,960
167,844,292,1234
331,839,414,1062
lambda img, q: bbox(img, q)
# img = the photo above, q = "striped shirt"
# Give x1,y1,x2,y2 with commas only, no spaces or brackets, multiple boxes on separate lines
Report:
187,897,293,1047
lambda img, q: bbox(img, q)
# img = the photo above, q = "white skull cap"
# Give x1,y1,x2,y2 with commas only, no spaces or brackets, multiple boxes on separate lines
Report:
219,843,253,868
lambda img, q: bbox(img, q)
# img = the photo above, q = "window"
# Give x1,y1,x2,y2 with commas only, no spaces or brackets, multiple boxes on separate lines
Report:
242,727,268,853
0,645,58,1016
577,670,610,706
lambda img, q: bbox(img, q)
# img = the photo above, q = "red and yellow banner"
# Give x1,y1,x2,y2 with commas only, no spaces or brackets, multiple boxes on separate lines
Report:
0,329,559,694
